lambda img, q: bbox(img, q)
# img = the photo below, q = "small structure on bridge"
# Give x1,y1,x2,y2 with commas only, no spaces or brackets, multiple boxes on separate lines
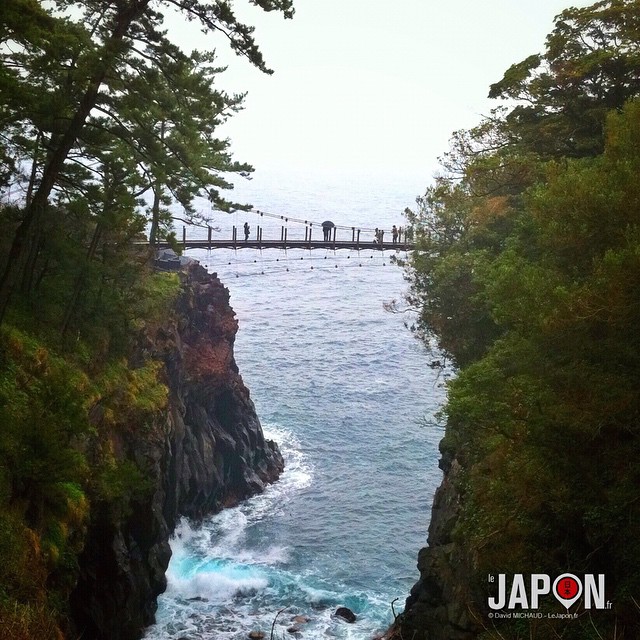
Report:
155,248,198,271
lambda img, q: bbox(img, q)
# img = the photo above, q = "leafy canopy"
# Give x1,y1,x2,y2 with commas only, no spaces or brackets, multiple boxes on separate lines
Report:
403,2,640,637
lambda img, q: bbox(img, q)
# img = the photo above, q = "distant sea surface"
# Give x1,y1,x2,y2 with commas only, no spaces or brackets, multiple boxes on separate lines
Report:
144,167,448,640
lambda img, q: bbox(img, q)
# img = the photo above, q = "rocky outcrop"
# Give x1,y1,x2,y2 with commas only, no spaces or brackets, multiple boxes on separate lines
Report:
394,456,483,640
69,264,283,640
334,606,357,623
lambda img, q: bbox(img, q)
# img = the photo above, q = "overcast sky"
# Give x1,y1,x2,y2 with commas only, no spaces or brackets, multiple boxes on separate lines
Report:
169,0,589,183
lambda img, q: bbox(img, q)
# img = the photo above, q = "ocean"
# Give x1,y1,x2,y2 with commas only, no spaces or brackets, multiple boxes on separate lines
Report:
143,167,449,640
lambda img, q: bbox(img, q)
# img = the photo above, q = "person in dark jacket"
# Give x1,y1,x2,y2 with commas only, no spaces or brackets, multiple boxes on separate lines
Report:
322,220,335,241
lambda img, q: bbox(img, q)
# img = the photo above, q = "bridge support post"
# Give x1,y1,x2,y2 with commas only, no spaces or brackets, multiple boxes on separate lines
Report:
182,226,186,249
357,229,360,250
208,226,212,250
284,227,288,245
232,226,236,250
332,226,336,250
352,227,355,242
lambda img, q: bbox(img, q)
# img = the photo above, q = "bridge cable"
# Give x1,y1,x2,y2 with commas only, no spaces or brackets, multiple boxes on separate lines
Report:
217,206,399,237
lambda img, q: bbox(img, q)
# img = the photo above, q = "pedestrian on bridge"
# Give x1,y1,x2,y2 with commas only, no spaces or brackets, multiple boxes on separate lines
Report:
244,221,250,241
392,225,398,244
322,220,335,241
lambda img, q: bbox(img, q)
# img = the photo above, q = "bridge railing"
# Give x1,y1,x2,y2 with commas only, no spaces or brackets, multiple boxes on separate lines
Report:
168,225,414,252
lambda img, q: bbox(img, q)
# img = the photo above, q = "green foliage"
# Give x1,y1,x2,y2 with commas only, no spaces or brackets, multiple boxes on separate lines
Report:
130,271,181,328
94,358,168,427
0,1,296,635
0,510,47,603
0,0,296,325
447,102,639,637
91,456,153,519
0,327,91,512
0,275,175,632
0,599,61,640
406,5,640,632
488,0,640,158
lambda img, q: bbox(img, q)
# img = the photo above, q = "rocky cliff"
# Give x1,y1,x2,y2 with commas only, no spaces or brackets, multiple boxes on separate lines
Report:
68,264,283,640
394,453,482,640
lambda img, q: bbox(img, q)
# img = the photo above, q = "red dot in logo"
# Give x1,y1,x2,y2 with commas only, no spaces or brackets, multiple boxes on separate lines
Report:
555,577,580,600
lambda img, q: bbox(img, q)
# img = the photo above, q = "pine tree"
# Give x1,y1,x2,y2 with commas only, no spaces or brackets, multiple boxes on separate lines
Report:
0,0,295,323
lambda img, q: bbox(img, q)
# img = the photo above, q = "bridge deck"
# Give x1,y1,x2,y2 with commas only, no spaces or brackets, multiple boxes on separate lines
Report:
154,239,415,251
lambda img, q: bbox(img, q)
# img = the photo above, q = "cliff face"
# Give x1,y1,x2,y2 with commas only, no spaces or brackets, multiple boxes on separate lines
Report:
396,455,482,640
69,264,283,640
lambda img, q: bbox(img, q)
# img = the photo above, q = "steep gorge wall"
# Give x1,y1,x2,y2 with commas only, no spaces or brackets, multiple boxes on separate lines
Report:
395,454,483,640
69,264,283,640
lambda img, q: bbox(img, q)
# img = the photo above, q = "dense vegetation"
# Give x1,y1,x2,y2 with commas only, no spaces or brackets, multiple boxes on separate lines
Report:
405,1,640,638
0,1,293,637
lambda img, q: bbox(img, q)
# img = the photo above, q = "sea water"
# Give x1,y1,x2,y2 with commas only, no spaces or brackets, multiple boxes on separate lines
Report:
144,167,449,640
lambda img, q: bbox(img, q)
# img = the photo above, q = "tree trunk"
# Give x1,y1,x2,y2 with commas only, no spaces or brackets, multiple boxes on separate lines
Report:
25,130,42,207
61,221,104,338
149,186,162,246
148,120,166,246
19,129,45,296
20,220,43,296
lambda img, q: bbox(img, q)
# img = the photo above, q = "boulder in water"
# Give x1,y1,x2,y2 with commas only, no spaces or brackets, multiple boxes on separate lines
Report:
334,606,357,623
292,615,311,624
248,632,265,640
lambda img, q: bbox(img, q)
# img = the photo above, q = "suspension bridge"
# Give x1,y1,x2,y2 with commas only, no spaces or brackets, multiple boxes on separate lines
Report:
154,208,416,252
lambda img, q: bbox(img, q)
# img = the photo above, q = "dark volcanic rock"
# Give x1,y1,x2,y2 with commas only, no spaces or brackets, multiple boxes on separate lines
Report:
395,458,481,640
69,264,283,640
334,606,357,623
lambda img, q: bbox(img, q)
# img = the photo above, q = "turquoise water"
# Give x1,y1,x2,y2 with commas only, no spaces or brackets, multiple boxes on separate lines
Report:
144,169,449,640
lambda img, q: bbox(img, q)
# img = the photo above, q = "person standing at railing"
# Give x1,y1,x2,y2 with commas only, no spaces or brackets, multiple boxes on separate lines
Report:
244,221,250,241
322,220,335,241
